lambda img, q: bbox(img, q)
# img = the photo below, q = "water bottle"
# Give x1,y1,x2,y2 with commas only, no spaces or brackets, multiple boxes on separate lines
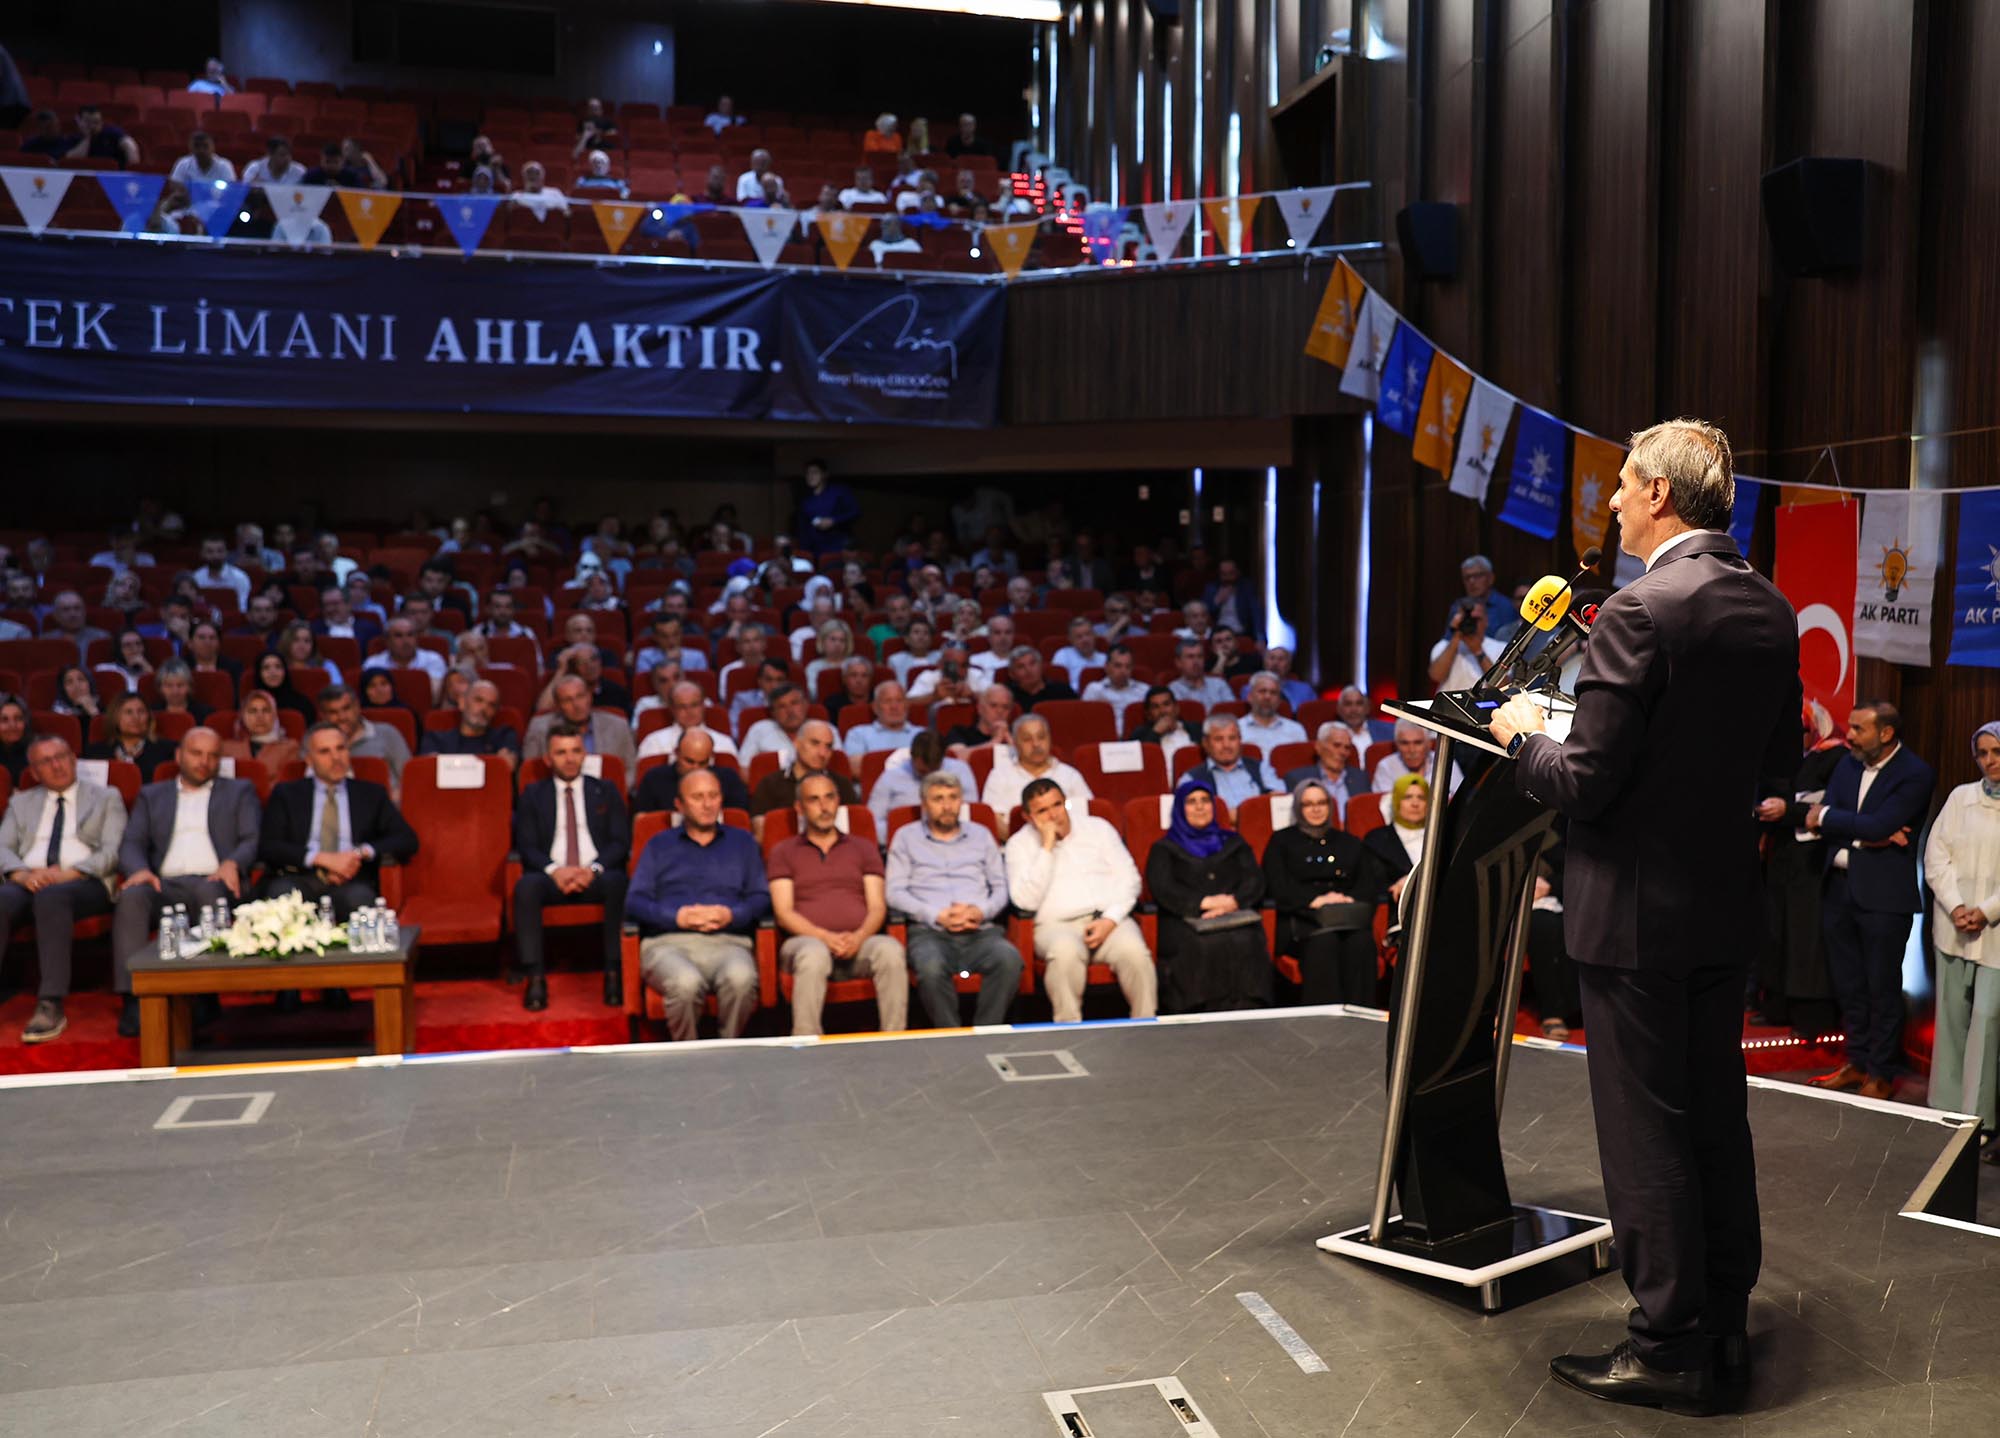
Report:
319,895,335,929
379,901,398,951
172,904,191,958
358,904,379,951
216,898,231,933
158,906,178,961
199,902,215,942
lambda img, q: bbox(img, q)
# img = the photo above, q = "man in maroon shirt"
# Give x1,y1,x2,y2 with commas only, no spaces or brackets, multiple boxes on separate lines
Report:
766,773,907,1036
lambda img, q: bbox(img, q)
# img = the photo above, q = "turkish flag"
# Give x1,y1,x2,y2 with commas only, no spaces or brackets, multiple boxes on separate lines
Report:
1774,500,1859,719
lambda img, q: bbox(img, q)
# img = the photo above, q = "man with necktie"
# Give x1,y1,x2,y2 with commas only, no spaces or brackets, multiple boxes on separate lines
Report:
511,722,631,1012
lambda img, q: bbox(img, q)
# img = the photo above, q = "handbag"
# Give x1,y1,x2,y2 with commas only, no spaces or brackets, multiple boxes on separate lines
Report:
1187,909,1263,933
1309,901,1374,932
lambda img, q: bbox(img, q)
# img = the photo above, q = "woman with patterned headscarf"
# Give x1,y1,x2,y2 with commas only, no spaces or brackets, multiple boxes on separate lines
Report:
1751,699,1849,1035
1263,776,1387,1005
1144,779,1270,1012
1926,721,2000,1160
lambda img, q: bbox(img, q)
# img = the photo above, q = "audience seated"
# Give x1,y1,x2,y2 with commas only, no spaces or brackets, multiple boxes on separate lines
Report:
1283,722,1369,823
572,98,619,158
1372,719,1437,794
573,149,627,196
1184,715,1278,809
88,693,175,776
740,682,812,771
1240,672,1307,749
512,723,630,1012
982,712,1091,818
1146,780,1271,1013
110,727,260,1035
258,719,419,921
1365,774,1432,914
703,95,744,136
845,680,920,759
422,681,521,765
187,57,234,97
769,772,906,1036
1168,639,1234,707
59,103,140,169
1132,685,1199,764
523,675,636,772
320,684,412,789
1004,647,1076,712
636,728,752,816
750,719,858,833
221,689,300,775
0,733,126,1043
1005,776,1155,1023
886,767,1020,1026
626,767,767,1040
1263,777,1385,1005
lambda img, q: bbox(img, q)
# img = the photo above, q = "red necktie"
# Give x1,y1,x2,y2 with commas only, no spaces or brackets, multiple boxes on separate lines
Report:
563,783,581,868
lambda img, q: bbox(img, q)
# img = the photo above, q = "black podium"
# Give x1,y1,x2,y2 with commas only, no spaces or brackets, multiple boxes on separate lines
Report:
1317,697,1612,1311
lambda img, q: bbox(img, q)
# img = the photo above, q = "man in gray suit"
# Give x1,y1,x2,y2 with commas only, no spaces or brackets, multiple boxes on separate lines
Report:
111,726,261,1037
522,674,636,779
0,732,127,1043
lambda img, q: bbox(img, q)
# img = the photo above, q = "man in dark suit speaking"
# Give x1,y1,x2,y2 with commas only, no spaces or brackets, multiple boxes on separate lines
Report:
1491,419,1799,1416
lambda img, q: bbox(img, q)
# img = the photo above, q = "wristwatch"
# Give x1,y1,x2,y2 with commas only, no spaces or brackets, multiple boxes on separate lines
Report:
1506,731,1529,759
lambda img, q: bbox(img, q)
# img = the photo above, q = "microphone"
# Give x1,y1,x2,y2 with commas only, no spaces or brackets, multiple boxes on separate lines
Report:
1476,546,1601,689
1520,589,1607,690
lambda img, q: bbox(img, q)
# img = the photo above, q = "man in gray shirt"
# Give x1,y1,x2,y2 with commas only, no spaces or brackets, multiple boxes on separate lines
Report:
317,684,411,791
885,769,1021,1027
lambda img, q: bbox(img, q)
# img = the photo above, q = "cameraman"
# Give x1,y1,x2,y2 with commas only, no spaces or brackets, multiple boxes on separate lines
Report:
1427,596,1505,692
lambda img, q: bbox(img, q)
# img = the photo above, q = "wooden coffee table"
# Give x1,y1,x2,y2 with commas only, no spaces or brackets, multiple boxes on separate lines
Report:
124,926,422,1067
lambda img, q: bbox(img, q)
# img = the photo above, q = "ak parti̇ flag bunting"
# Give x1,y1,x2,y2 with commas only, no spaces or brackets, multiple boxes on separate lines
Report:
1375,323,1434,438
1200,196,1260,256
1139,200,1195,260
817,211,869,271
1570,433,1625,562
267,183,332,247
738,206,799,268
982,221,1038,278
336,189,400,250
1,167,73,235
1303,259,1366,368
1854,491,1943,667
1411,351,1472,472
592,200,645,254
437,194,501,255
1272,187,1338,249
1948,491,2000,669
97,172,163,233
1449,379,1516,505
1337,289,1393,402
1730,479,1763,558
1499,406,1568,540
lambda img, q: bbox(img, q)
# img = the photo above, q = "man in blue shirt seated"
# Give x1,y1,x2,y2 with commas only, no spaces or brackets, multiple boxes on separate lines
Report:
625,767,769,1040
885,768,1021,1027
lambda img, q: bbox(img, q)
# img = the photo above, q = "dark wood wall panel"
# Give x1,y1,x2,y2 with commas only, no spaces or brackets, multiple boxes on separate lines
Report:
1481,2,1561,407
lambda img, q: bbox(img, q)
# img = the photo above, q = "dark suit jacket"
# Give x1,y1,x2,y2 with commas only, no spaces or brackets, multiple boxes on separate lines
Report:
259,775,419,883
1281,764,1372,810
1516,530,1800,974
119,776,262,875
514,774,631,874
1814,746,1935,912
634,761,752,816
1362,825,1419,905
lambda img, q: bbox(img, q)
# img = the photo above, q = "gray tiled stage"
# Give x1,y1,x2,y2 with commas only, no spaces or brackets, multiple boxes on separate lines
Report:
0,1015,1992,1436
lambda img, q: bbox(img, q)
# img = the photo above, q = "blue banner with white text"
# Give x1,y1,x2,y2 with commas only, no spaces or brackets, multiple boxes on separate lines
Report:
0,237,1002,427
1948,490,2000,669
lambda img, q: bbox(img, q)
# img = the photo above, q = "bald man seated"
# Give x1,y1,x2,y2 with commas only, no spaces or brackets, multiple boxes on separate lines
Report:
634,728,753,815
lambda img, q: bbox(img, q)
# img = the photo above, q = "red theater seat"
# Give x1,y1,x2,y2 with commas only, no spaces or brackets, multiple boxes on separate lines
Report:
389,754,513,945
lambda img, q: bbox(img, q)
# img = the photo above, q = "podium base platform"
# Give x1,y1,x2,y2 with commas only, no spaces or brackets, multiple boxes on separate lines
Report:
1317,1205,1614,1313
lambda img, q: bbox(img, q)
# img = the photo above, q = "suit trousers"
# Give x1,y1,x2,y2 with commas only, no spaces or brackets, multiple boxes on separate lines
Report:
1576,959,1761,1372
260,871,377,921
779,932,907,1036
111,875,231,992
0,879,111,998
1032,916,1156,1023
639,931,758,1041
1928,950,2000,1131
906,924,1024,1028
512,871,628,977
1820,870,1914,1078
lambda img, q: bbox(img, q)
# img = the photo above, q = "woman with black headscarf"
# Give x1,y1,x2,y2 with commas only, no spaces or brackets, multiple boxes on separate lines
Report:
1145,780,1271,1012
1262,776,1386,1005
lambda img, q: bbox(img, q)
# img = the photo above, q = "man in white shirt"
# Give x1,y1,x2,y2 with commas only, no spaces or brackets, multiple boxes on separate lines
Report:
1082,645,1148,734
88,532,155,574
187,57,234,96
241,136,307,189
1167,639,1234,708
1373,720,1438,794
888,617,940,687
740,684,811,772
1005,776,1156,1023
870,214,925,267
1051,615,1107,689
469,589,541,654
110,726,260,1027
735,149,782,202
844,681,920,761
970,614,1017,684
636,681,739,762
628,661,686,728
1240,672,1308,751
633,615,708,675
908,651,977,704
1428,597,1506,693
1174,600,1215,644
192,534,252,609
510,161,570,220
838,165,887,208
0,735,127,1043
164,131,237,224
717,624,771,706
703,96,745,136
362,617,449,702
866,731,977,833
982,714,1093,821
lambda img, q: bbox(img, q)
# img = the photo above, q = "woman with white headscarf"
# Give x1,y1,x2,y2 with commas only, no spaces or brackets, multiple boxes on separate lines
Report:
1926,720,2000,1159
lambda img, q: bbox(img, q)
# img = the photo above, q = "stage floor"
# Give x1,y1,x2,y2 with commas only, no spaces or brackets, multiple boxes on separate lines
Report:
0,1012,1992,1436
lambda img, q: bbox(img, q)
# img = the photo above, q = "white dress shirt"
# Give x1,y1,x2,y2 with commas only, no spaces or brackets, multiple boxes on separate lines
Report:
1050,645,1105,688
1169,675,1235,707
1428,633,1507,691
845,721,920,760
1005,815,1140,924
1832,744,1899,872
362,647,448,698
1241,714,1308,750
28,786,92,870
981,756,1093,819
1645,528,1705,570
738,719,797,771
1081,679,1147,731
547,776,599,874
159,782,220,878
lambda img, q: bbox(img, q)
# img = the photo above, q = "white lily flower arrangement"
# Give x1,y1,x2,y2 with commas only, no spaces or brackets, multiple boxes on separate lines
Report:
210,892,349,958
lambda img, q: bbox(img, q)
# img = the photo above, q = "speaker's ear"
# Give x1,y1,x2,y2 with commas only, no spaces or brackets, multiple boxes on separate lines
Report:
1760,158,1867,277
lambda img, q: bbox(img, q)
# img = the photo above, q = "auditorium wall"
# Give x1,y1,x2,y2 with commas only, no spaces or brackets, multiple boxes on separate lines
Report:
1052,0,2000,782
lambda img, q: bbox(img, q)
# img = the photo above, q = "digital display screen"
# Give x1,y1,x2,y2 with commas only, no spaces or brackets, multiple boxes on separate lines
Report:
1476,700,1500,710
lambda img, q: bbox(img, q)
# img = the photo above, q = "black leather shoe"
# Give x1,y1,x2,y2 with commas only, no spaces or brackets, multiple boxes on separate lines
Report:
602,973,622,1008
1550,1342,1716,1416
117,995,141,1039
274,990,302,1014
523,977,548,1012
322,987,352,1011
1713,1332,1750,1412
192,994,222,1035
